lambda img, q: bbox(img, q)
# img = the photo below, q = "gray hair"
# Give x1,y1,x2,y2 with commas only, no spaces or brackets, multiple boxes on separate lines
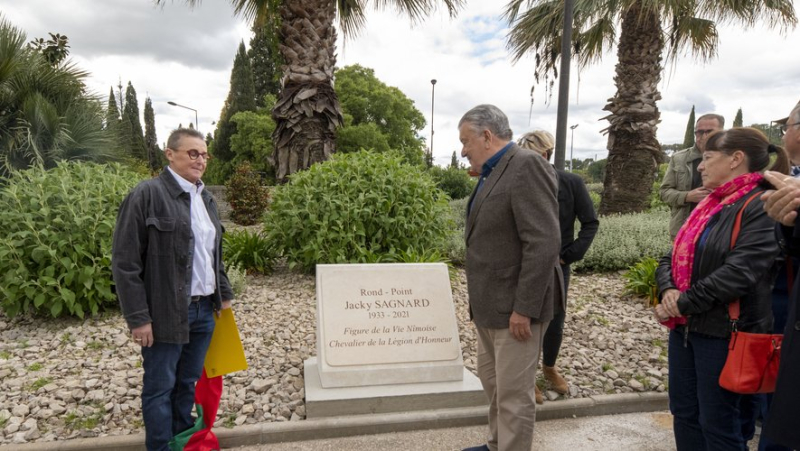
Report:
697,113,725,129
790,101,800,123
458,104,513,140
166,128,205,150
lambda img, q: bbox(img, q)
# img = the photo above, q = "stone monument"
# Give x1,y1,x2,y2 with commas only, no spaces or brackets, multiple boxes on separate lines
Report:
304,263,485,417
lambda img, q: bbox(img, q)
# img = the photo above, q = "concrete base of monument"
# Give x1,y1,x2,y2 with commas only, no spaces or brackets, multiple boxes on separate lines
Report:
304,357,487,418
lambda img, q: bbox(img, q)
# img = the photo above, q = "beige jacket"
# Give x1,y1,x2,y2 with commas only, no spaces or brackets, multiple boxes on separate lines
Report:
660,146,702,240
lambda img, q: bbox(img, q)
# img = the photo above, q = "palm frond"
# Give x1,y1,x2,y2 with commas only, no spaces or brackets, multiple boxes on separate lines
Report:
339,0,463,38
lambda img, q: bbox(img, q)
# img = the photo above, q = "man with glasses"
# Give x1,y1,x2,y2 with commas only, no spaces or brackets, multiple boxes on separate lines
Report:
112,128,233,451
660,113,725,240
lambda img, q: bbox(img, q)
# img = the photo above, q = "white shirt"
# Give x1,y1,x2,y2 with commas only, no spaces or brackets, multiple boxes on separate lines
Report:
168,167,217,298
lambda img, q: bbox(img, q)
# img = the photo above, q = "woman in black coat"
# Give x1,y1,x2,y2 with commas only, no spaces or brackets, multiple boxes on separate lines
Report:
655,128,789,450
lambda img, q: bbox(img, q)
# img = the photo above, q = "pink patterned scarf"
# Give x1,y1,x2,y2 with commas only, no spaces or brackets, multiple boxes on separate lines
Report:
663,172,764,329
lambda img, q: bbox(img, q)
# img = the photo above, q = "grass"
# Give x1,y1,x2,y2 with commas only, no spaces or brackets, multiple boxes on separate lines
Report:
634,374,651,389
18,339,29,349
27,363,43,371
0,417,7,428
0,350,10,359
64,409,102,430
29,377,52,391
60,332,74,345
222,413,237,428
87,341,104,350
601,363,615,372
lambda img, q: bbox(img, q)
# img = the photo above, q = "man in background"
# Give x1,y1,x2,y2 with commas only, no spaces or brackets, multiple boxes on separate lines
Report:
660,113,724,240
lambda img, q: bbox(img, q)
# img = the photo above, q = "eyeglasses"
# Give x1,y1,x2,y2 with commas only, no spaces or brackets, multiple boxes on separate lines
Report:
780,122,800,137
694,129,715,137
170,148,212,161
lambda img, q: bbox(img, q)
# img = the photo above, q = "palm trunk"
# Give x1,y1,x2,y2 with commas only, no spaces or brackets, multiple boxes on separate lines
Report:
599,2,664,215
271,0,343,183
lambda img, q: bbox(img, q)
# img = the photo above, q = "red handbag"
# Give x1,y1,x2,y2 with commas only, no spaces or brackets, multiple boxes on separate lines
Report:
718,192,783,394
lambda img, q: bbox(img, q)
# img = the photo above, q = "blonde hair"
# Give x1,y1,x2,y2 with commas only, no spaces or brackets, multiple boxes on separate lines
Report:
517,130,555,160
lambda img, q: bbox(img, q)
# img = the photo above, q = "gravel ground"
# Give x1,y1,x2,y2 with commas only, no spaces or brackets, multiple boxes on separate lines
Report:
0,267,669,446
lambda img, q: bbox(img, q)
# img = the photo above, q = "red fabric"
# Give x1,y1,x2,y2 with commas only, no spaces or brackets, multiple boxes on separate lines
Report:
185,369,222,451
664,173,763,329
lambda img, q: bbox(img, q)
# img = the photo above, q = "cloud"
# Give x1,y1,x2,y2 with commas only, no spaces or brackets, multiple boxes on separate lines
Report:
4,0,244,70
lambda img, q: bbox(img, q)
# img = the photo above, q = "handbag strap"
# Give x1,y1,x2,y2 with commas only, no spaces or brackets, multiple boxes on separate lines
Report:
727,191,762,323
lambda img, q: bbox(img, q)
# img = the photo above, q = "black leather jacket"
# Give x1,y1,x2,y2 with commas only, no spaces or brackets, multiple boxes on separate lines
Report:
656,186,779,339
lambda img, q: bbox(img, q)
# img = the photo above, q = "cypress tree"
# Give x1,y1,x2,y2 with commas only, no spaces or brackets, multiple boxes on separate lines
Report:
106,87,120,129
249,23,281,108
682,105,695,149
733,108,743,127
214,41,257,164
122,82,147,161
450,151,458,169
144,97,161,172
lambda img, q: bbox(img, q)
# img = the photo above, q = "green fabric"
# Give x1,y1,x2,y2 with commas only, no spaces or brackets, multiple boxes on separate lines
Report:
168,405,205,451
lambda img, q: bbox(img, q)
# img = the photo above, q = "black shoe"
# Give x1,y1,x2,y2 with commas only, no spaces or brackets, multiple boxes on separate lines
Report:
462,446,490,451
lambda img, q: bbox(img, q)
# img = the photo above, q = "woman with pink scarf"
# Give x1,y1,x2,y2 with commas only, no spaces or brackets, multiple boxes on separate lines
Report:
655,127,789,451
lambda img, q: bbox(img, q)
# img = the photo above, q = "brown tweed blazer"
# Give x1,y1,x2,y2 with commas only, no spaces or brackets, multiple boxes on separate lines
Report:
465,143,564,329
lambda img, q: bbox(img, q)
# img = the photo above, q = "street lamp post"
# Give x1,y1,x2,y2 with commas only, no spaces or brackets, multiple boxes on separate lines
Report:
430,79,437,167
167,101,198,130
569,123,579,172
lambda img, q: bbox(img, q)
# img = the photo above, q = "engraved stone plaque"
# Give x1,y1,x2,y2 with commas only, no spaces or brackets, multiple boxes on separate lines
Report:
315,263,464,388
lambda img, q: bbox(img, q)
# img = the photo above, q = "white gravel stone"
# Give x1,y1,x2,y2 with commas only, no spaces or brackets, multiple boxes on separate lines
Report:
0,270,668,445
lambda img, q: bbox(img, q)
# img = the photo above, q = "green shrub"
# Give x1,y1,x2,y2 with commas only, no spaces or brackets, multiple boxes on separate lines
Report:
225,162,270,226
624,257,659,307
443,198,468,265
226,263,247,297
427,166,476,200
586,183,604,194
573,210,671,273
223,229,274,274
263,150,452,272
589,191,601,213
0,162,144,318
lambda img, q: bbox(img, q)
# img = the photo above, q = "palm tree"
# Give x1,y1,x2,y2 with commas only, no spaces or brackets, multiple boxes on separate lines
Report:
504,0,796,214
160,0,462,183
0,16,118,177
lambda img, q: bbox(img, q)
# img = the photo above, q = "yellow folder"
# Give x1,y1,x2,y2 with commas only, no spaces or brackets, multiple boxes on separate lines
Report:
204,308,248,377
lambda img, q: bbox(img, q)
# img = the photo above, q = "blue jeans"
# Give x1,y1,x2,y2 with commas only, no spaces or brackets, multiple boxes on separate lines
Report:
141,296,215,451
669,329,749,451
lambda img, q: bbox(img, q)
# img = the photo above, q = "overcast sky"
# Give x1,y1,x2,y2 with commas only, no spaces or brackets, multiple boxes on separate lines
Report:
4,1,800,166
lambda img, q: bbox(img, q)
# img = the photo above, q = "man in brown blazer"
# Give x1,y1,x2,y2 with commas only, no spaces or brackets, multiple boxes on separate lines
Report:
459,105,563,451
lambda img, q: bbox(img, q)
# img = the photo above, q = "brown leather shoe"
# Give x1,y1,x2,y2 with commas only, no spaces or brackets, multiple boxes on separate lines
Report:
535,384,544,404
543,365,569,395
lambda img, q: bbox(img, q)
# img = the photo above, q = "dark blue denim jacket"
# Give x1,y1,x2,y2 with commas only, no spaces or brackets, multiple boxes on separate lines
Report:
112,169,233,344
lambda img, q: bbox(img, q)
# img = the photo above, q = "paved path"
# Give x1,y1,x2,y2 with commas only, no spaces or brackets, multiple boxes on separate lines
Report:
230,411,761,451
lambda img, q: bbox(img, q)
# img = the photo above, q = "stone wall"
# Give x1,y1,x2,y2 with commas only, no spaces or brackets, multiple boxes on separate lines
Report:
206,185,231,221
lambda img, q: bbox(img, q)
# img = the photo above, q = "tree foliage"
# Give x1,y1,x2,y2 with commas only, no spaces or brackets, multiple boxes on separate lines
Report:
159,0,462,183
0,17,120,176
28,32,69,66
144,96,163,172
121,81,147,161
733,108,743,127
213,40,257,176
249,22,281,108
505,0,796,214
335,64,426,166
